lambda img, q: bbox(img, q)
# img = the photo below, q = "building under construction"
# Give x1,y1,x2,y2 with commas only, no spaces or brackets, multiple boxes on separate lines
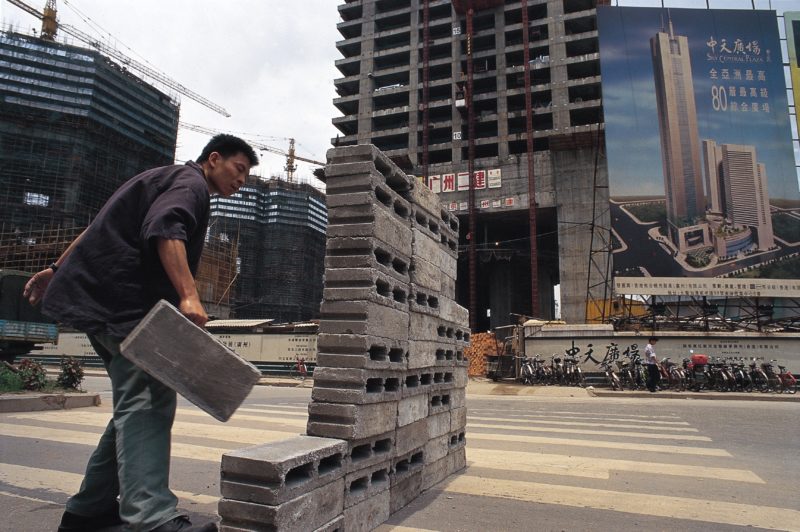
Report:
0,29,243,316
333,0,610,330
0,22,242,318
208,177,328,323
0,30,179,230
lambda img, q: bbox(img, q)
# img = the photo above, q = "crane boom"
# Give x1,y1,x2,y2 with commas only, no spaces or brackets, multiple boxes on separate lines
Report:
3,0,230,117
179,122,324,182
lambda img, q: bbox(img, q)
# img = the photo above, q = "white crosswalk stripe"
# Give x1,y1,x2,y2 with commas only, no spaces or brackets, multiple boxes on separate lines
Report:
0,402,790,531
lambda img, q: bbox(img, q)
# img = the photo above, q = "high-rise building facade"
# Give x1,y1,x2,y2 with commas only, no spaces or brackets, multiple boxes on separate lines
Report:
333,0,610,327
0,31,179,230
208,178,328,322
702,139,775,254
720,143,774,250
650,19,705,239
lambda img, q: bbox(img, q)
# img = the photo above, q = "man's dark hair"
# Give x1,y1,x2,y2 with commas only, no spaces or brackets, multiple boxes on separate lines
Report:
197,134,259,166
649,337,658,343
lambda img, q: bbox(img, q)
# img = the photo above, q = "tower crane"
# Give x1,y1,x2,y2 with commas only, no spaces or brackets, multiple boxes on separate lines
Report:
179,122,325,183
4,0,231,117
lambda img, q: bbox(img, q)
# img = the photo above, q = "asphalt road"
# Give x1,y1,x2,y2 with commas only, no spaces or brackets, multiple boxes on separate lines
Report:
1,376,799,531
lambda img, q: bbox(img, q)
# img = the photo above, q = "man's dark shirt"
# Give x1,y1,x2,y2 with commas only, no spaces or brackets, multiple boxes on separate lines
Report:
43,162,210,338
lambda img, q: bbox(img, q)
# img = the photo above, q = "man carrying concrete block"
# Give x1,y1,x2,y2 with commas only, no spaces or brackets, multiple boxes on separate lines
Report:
23,135,259,532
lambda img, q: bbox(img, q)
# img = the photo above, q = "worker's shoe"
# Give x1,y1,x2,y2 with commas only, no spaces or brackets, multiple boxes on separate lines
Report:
57,504,124,532
151,516,218,532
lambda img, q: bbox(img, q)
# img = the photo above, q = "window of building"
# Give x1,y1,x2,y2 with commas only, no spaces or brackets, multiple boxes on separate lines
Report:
23,192,50,207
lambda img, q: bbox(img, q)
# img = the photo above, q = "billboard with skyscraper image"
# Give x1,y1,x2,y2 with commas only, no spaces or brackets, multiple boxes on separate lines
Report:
598,6,800,292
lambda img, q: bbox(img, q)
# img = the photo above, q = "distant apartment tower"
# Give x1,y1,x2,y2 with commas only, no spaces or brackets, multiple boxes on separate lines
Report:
208,178,327,322
0,31,179,230
650,19,705,241
333,0,610,327
703,140,774,251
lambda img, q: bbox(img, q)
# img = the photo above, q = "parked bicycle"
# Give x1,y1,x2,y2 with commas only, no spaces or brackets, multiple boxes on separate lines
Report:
777,362,798,394
600,360,622,391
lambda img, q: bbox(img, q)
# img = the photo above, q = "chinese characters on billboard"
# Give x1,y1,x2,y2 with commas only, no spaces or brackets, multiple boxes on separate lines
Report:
597,7,800,286
786,12,800,140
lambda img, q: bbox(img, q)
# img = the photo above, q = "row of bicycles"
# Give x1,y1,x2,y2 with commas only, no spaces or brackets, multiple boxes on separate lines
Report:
599,355,797,394
518,354,587,387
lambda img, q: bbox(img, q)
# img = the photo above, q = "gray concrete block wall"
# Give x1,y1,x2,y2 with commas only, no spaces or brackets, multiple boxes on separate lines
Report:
219,145,469,531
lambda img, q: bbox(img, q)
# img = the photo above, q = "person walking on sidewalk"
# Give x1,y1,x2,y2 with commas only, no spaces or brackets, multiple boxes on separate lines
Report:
23,135,258,532
645,337,660,393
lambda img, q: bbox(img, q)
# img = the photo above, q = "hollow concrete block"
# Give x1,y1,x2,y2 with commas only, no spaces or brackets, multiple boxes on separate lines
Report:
218,477,344,532
220,436,347,506
397,394,428,427
307,401,398,440
342,487,390,532
119,300,261,422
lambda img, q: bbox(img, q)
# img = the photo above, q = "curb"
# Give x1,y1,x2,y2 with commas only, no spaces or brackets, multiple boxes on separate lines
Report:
83,370,313,389
256,378,312,388
592,390,800,401
0,392,102,413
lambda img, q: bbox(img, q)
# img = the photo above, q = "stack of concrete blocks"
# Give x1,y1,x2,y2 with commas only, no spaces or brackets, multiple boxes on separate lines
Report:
218,145,469,532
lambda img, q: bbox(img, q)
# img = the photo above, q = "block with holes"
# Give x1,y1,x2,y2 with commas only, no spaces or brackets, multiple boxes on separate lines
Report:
218,477,345,532
319,300,409,340
311,367,404,405
323,267,409,311
325,237,411,284
409,312,470,345
307,401,398,440
411,227,457,274
325,144,414,194
327,201,412,257
220,436,347,506
406,339,462,370
316,333,408,371
343,431,395,473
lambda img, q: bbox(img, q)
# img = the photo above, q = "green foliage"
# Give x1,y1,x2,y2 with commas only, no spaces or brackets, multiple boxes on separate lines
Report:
686,247,713,268
772,213,800,243
17,358,47,391
0,367,23,392
625,203,666,224
736,255,800,279
57,356,84,390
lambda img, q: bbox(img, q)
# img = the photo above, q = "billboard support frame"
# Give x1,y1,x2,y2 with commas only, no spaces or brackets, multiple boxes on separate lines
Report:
609,293,800,333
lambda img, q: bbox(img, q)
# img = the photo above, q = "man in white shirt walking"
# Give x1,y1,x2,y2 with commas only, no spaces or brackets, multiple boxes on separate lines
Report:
645,337,660,393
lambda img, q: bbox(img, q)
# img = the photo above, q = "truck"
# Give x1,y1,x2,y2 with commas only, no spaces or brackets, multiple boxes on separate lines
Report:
0,270,58,363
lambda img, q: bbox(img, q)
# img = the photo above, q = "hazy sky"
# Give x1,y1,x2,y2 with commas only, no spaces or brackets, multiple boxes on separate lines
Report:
0,0,341,184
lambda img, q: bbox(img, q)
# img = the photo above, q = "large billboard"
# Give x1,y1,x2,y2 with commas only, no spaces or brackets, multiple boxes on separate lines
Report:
598,7,800,291
787,12,800,139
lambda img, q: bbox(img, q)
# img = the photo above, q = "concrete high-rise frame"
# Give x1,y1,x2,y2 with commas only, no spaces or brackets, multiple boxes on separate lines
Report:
333,0,611,328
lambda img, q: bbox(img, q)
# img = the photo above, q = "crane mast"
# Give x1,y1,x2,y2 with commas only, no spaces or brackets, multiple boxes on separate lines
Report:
179,122,324,183
4,0,230,117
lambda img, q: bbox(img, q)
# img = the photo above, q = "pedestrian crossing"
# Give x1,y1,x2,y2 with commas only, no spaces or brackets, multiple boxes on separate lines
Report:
0,400,797,531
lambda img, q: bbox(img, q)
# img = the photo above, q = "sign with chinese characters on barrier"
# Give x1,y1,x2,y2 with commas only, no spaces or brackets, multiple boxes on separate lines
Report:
524,333,800,370
614,277,800,298
597,7,800,295
786,12,800,138
426,169,501,194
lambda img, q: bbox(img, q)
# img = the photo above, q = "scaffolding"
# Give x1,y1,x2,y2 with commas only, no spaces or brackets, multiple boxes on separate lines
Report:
0,222,239,317
0,223,82,273
196,232,239,319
